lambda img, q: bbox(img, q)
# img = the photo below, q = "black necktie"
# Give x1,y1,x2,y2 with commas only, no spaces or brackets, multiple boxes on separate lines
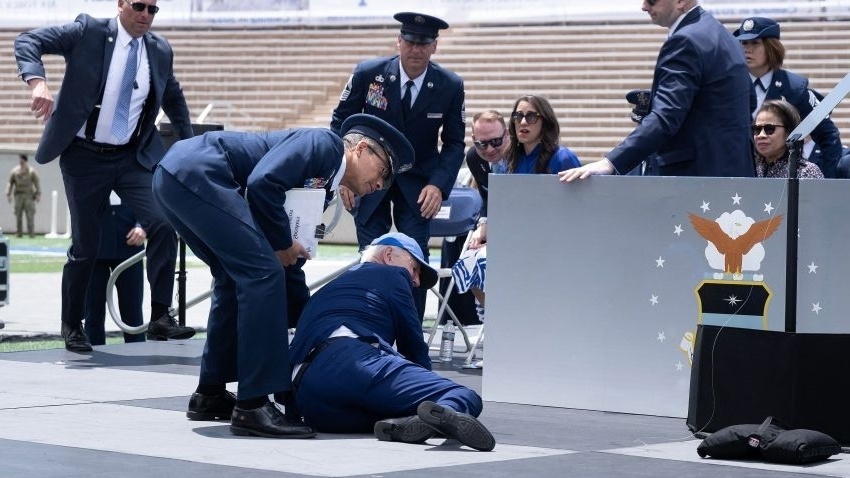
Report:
402,80,414,117
754,78,765,92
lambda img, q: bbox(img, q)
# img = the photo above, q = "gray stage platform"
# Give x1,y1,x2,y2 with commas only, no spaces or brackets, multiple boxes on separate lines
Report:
1,339,847,477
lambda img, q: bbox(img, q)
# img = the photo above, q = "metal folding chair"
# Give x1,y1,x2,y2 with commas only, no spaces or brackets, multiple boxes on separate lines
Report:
425,187,483,355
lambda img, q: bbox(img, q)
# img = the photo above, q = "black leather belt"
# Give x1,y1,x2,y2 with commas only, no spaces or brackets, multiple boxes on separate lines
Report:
292,336,378,391
72,137,135,154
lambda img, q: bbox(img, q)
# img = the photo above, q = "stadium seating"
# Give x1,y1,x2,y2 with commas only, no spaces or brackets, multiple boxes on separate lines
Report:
1,19,849,162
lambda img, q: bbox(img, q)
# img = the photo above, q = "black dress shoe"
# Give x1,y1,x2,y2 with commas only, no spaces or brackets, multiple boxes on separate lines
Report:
61,322,92,352
417,401,495,451
231,401,317,439
186,391,236,421
146,314,195,341
374,415,435,444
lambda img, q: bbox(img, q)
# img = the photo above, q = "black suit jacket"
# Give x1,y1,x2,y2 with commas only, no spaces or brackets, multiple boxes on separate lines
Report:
608,7,755,177
15,14,192,168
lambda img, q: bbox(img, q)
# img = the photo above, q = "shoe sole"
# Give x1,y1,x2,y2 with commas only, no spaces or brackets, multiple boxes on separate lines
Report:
230,425,317,439
64,343,93,352
417,401,495,451
186,410,232,421
147,330,196,341
374,417,435,444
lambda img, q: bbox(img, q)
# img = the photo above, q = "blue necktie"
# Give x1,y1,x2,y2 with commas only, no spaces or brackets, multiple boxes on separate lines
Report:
112,38,139,141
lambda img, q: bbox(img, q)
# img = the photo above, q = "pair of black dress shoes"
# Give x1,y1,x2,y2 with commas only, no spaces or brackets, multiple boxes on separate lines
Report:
61,315,195,352
374,401,496,451
187,391,315,438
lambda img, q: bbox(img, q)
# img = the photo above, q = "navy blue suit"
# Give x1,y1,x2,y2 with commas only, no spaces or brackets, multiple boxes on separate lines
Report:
152,129,341,400
763,69,843,178
84,204,145,346
290,262,482,433
14,14,193,328
330,55,466,316
608,7,755,177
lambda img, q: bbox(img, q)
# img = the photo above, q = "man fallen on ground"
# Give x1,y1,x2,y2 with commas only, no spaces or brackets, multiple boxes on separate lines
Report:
288,232,496,451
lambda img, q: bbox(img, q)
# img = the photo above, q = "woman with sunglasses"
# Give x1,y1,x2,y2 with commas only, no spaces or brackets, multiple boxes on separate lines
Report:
734,17,842,178
502,95,580,174
753,99,823,179
449,98,579,330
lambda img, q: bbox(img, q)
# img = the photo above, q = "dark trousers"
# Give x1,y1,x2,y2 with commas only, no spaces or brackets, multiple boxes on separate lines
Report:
84,259,145,345
355,184,431,319
295,337,482,433
153,168,297,400
59,144,176,327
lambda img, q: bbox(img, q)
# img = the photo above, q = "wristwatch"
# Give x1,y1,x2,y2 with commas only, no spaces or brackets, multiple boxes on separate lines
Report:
477,217,488,227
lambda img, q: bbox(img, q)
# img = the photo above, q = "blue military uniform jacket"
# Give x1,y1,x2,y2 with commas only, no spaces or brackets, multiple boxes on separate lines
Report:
607,7,755,177
330,55,466,221
764,69,843,178
289,262,431,370
158,129,340,252
15,14,193,168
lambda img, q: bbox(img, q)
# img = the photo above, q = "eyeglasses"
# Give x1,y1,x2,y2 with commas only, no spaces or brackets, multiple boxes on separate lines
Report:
751,123,784,136
511,111,541,124
472,136,505,150
366,144,393,187
124,1,160,14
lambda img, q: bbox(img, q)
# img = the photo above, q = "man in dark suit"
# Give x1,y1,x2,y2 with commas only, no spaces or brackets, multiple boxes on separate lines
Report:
734,16,844,178
290,232,495,451
560,0,755,180
153,114,413,439
330,11,466,319
14,0,195,352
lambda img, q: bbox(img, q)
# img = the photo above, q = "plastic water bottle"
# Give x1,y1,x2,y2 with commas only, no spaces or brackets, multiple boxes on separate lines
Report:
439,321,455,362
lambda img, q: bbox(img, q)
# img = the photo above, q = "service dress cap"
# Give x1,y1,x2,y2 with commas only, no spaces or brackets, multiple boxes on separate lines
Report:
341,113,414,189
394,12,449,44
733,17,781,41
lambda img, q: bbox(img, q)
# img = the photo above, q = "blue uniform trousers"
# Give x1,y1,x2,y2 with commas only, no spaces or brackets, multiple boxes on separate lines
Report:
295,337,482,433
84,259,145,345
153,168,292,399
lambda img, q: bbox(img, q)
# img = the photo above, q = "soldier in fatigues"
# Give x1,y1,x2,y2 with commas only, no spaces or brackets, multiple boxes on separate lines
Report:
6,154,40,237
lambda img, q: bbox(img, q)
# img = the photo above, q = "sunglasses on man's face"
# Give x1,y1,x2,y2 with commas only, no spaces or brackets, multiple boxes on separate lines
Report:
511,111,541,124
751,123,784,136
472,136,505,150
125,0,160,14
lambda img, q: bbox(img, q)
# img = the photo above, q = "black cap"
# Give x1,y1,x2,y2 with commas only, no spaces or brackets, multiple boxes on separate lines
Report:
394,12,449,44
341,113,414,189
733,17,780,41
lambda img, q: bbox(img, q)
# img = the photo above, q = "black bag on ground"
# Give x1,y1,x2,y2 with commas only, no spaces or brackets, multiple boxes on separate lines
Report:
697,416,841,465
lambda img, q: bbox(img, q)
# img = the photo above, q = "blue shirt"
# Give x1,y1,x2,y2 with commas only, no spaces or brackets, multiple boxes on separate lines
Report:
496,144,580,174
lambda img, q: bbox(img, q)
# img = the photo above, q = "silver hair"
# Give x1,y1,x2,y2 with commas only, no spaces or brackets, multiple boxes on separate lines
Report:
360,244,392,263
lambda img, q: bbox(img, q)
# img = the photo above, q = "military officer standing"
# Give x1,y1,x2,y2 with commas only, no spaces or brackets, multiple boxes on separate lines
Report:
331,11,466,319
6,154,41,237
153,114,413,438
